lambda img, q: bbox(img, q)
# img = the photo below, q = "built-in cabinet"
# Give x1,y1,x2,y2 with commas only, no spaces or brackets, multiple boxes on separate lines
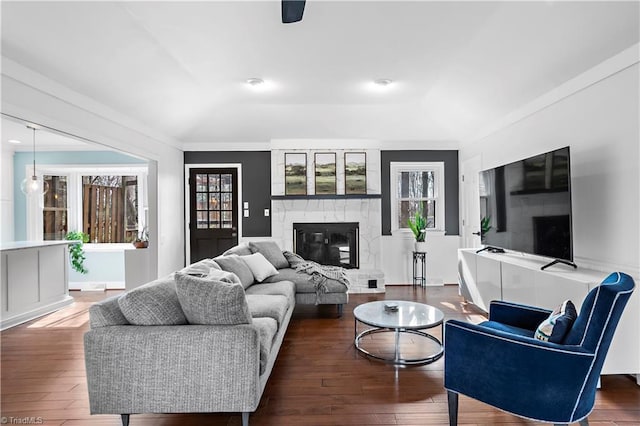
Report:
1,241,74,330
458,248,640,376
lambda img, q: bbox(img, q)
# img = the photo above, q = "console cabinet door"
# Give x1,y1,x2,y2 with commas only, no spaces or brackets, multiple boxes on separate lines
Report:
475,255,502,312
501,262,535,306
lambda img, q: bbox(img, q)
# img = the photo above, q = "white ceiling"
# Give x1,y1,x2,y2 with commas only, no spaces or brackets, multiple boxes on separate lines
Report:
1,1,639,148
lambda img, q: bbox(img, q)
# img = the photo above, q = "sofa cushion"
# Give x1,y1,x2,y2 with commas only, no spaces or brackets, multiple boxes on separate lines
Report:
118,278,187,326
245,280,296,306
178,258,221,277
249,241,289,269
253,317,278,375
534,300,578,343
205,267,242,285
89,294,130,328
223,243,253,257
246,294,289,327
262,268,348,293
174,272,252,325
241,253,279,282
214,255,255,289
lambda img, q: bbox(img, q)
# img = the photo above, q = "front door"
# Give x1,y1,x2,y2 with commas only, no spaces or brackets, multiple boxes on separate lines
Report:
189,168,238,263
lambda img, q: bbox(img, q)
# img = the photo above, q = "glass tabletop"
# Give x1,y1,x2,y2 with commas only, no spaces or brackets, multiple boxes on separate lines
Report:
353,300,444,329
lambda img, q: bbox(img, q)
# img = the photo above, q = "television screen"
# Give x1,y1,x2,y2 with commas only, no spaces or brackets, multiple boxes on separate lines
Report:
479,147,573,261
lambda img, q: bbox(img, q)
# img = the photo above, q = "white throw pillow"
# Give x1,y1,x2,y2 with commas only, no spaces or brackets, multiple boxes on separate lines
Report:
240,253,279,282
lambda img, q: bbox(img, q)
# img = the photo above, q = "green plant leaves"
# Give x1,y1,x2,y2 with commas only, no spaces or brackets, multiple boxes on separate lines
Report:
66,231,89,274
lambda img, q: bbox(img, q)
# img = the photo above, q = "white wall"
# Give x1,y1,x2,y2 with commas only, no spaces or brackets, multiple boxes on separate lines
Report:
460,54,639,277
382,233,460,285
0,144,14,243
1,58,185,277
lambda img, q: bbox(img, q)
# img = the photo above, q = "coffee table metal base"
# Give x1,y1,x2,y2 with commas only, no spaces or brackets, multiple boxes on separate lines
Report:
354,327,444,366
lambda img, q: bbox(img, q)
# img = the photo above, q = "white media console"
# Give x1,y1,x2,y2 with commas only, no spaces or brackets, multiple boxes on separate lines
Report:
458,248,640,377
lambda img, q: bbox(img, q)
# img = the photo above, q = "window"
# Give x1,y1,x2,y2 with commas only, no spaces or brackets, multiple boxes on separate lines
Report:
43,175,68,240
390,162,445,233
27,166,147,244
82,175,139,243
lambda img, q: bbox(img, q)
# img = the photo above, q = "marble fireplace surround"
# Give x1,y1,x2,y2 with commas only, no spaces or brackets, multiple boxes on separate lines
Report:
270,142,385,292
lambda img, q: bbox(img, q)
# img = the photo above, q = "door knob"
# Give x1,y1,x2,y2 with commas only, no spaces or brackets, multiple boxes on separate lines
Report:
472,231,481,236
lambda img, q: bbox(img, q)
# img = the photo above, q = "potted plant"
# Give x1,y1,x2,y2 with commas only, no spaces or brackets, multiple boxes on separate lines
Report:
480,215,492,242
408,207,428,252
66,231,90,274
133,227,149,249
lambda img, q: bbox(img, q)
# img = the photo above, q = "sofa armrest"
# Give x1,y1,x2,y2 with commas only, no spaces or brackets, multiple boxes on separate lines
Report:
84,324,262,414
488,300,551,331
444,319,594,422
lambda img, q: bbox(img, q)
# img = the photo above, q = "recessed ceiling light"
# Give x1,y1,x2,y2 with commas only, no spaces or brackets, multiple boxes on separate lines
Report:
246,78,265,87
8,139,22,144
374,78,393,86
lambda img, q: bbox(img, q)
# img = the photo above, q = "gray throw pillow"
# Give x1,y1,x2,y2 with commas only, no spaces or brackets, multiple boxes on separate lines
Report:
249,241,289,269
174,272,252,325
222,243,253,257
118,279,187,325
214,255,255,289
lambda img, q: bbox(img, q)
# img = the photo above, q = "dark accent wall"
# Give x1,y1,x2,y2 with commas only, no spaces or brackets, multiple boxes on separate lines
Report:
184,151,271,237
381,150,459,236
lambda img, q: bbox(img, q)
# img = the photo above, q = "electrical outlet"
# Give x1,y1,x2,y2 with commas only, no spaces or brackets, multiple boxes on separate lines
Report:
264,209,270,217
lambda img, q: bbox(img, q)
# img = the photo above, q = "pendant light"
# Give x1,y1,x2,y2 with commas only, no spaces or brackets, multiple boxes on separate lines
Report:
20,126,49,196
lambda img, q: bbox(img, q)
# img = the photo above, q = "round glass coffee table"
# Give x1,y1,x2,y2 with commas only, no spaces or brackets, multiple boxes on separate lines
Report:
353,300,444,365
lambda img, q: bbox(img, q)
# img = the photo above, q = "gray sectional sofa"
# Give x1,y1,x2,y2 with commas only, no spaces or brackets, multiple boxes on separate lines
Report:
84,241,348,426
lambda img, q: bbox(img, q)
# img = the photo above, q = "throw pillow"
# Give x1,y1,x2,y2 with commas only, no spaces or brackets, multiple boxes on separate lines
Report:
241,253,279,282
118,279,187,325
205,267,242,285
214,255,255,289
222,243,253,257
174,272,252,325
534,300,578,343
178,258,221,277
248,241,289,269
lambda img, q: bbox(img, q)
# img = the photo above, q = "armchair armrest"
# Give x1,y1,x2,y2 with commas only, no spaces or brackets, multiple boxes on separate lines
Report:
444,319,594,423
488,300,551,331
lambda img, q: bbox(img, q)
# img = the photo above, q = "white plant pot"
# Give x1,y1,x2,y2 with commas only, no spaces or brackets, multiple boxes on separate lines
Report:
414,241,428,253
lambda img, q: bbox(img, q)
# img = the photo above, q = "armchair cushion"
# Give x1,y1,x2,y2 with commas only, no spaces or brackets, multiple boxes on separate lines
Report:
174,272,252,325
534,300,577,343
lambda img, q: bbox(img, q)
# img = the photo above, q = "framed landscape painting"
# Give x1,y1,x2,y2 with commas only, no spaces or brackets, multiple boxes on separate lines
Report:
315,153,337,195
345,152,367,194
285,153,307,195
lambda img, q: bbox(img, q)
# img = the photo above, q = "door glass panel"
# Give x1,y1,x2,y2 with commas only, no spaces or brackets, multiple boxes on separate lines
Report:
196,174,207,192
221,193,232,210
209,193,220,210
196,193,207,210
208,174,220,192
197,211,208,229
209,211,220,229
221,174,232,192
222,211,232,228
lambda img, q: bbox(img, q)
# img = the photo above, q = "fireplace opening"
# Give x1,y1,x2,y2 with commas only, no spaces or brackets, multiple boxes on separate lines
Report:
293,222,359,269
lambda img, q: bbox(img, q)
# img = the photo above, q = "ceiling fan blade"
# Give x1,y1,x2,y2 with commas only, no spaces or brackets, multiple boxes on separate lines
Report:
282,0,306,23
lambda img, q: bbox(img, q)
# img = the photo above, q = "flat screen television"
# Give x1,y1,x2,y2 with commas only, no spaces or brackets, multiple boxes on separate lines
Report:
478,146,574,269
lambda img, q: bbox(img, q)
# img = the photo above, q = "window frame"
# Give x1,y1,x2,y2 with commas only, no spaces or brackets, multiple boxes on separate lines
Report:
25,164,148,245
390,161,445,235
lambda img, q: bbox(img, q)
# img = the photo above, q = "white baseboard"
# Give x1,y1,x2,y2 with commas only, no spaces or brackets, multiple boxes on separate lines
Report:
69,281,125,291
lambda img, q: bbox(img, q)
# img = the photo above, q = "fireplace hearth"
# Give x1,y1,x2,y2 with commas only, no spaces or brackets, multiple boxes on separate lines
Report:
293,222,359,269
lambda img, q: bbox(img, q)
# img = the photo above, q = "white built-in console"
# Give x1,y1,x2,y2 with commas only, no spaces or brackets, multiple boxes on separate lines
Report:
1,241,75,330
458,248,640,376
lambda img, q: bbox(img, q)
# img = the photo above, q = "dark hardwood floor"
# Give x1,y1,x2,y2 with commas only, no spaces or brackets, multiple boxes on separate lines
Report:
1,285,639,425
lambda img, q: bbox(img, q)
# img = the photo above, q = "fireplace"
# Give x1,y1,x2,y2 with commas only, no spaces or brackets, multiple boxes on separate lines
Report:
293,222,359,269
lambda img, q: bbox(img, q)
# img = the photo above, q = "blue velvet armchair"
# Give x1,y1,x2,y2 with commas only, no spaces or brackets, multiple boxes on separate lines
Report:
444,272,635,425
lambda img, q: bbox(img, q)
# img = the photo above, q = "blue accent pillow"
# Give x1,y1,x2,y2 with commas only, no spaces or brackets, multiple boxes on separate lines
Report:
534,300,578,343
